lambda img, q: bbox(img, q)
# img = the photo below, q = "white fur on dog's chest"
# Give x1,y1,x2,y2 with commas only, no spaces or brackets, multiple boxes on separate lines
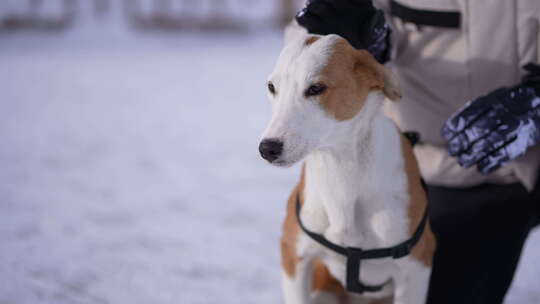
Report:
297,102,412,289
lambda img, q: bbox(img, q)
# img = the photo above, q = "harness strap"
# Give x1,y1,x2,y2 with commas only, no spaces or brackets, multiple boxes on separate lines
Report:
295,193,429,294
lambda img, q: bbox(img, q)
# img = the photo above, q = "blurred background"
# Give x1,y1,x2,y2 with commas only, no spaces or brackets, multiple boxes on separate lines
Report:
0,1,539,303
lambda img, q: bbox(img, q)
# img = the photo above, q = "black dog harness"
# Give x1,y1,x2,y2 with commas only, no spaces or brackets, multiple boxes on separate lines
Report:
295,195,428,294
295,132,429,294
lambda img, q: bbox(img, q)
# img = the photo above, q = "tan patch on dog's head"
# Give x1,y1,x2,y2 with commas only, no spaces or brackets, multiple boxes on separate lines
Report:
316,37,401,121
304,35,321,46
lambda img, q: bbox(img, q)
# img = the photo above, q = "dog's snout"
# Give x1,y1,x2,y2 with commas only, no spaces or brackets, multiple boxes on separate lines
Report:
259,139,283,162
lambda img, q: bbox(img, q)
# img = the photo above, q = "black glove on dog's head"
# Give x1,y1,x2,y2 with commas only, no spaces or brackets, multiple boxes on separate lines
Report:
296,0,391,63
442,63,540,174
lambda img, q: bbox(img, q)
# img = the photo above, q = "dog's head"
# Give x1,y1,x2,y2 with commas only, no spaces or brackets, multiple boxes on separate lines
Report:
259,33,401,167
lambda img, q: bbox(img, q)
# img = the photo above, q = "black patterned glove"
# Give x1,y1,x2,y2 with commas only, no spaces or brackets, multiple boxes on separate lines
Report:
296,0,391,63
442,64,540,174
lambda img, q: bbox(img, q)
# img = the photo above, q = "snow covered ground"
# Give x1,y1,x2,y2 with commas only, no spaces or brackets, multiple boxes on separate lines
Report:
1,7,540,304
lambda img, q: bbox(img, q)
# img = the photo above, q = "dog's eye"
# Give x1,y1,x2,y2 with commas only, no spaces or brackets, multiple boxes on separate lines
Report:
268,82,276,95
305,83,327,97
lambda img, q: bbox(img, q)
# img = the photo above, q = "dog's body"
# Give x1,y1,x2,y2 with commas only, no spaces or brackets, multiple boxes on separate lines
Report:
260,29,435,304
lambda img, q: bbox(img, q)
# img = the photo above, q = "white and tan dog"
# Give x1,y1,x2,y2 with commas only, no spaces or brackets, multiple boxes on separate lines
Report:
259,28,435,304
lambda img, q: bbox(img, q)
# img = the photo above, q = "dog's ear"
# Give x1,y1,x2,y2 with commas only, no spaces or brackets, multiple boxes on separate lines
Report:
352,49,402,101
380,66,402,101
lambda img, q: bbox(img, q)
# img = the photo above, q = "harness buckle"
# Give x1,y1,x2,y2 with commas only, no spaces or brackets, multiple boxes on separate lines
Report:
346,247,364,258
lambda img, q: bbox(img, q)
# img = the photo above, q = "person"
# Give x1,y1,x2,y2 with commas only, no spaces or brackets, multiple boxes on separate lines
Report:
294,0,540,303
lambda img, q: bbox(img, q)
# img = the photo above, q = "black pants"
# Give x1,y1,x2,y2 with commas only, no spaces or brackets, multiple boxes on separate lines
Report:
426,182,540,304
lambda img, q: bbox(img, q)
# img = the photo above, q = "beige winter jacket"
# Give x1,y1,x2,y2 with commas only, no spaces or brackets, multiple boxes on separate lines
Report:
376,0,540,191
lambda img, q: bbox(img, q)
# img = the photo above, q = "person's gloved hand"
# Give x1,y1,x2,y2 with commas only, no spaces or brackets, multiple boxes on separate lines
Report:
442,63,540,174
296,0,391,63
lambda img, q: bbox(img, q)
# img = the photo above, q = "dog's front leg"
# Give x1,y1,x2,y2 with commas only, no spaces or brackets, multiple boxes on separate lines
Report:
392,261,431,304
282,258,314,304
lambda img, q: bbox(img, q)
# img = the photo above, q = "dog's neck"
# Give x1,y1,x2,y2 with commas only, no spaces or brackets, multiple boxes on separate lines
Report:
302,93,409,247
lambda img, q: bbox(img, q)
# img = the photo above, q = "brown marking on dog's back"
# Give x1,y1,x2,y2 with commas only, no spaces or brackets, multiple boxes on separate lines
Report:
281,166,305,276
304,35,321,46
400,135,436,267
317,40,386,121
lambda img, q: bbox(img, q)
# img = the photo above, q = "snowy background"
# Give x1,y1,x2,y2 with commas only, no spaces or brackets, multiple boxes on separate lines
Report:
0,1,539,303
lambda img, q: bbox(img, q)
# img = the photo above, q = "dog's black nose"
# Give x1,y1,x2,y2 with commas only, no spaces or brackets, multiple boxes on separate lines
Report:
259,139,283,162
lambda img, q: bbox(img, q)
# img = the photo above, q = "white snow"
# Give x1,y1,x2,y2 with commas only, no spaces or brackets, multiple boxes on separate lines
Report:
0,5,539,304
